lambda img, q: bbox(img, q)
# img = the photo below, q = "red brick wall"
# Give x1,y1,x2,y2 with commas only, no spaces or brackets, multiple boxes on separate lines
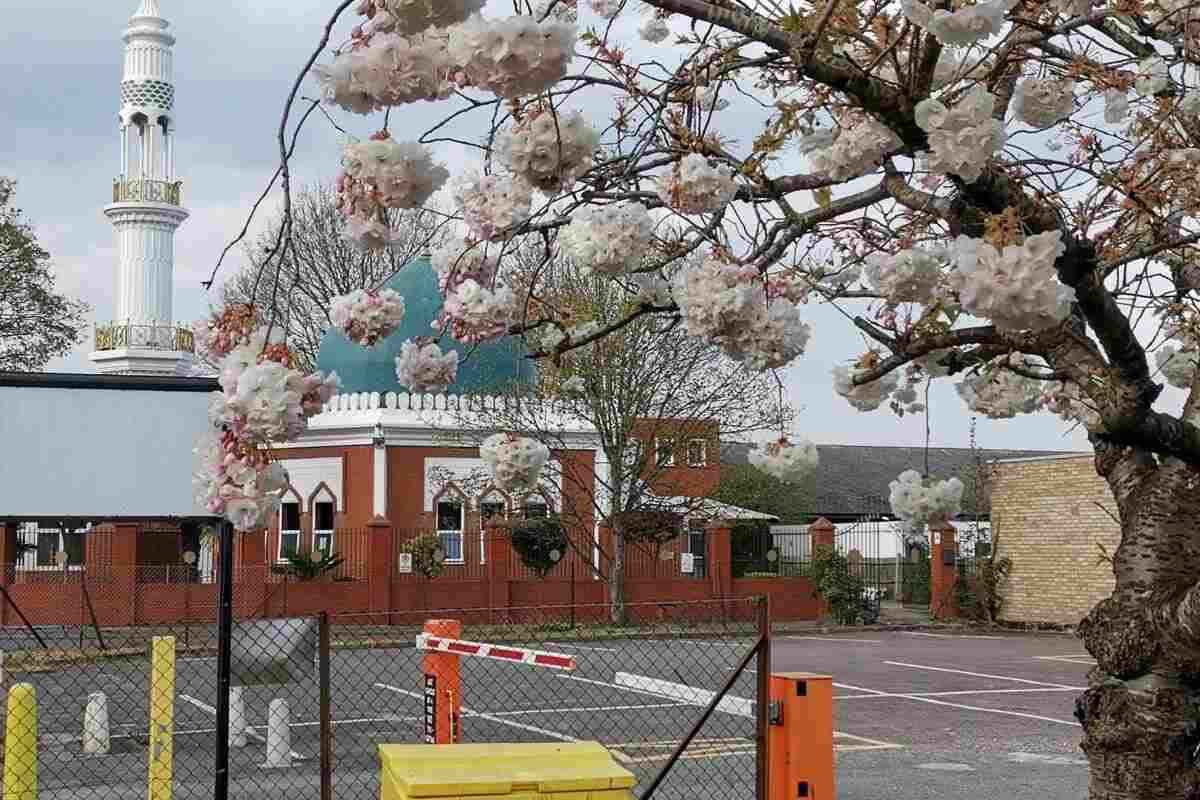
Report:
632,418,721,497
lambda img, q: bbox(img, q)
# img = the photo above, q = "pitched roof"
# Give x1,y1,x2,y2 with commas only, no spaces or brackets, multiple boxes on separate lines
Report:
720,443,1083,520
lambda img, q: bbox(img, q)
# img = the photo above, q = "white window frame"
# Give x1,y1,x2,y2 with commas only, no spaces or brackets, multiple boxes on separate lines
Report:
478,490,508,565
312,489,336,557
278,499,301,563
435,490,466,565
686,439,707,468
655,438,675,468
17,523,88,572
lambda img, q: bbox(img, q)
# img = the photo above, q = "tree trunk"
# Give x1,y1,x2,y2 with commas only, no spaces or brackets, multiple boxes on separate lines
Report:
1077,449,1200,799
608,530,626,625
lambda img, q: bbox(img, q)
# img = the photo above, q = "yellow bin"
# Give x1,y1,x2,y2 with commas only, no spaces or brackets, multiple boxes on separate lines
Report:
378,742,636,800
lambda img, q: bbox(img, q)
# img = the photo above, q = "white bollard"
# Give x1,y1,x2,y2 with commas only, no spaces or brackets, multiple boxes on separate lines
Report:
229,687,247,749
82,691,110,755
262,698,292,769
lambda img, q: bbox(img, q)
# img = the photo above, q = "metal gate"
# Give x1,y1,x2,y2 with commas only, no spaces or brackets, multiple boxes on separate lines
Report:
836,500,931,618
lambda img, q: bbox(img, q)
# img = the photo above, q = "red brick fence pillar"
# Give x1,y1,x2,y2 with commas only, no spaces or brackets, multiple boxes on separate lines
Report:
929,522,959,620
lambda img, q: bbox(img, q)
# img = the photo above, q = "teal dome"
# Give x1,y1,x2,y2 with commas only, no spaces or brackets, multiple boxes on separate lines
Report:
316,257,536,394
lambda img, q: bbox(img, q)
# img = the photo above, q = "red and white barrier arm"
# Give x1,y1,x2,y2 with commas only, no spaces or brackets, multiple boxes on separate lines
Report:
415,634,577,671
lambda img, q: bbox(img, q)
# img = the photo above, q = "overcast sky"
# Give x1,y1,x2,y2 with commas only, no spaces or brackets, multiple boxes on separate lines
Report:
0,0,1101,452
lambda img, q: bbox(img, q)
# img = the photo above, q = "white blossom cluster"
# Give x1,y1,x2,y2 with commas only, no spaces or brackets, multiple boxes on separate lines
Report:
804,111,902,180
438,279,520,343
900,0,1017,46
395,338,459,393
948,231,1073,331
747,437,819,483
1042,381,1102,430
915,86,1006,181
534,0,578,22
672,256,811,371
559,201,654,276
588,0,622,18
313,12,577,113
339,136,449,211
329,288,407,347
312,30,455,114
832,362,900,411
1135,56,1171,96
955,362,1045,419
876,48,989,90
480,433,551,493
494,110,598,191
561,375,587,397
196,326,338,529
453,173,533,240
431,233,499,294
448,14,577,99
355,0,486,36
194,433,292,533
863,246,946,305
1155,342,1198,388
888,469,965,529
1012,78,1075,128
631,273,673,306
658,154,737,214
640,16,671,43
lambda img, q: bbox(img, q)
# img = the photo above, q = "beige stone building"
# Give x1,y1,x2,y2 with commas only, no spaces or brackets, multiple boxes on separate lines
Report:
990,453,1120,626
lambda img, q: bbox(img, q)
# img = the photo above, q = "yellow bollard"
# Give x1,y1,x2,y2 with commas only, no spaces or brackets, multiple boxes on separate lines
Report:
3,683,37,800
147,636,175,800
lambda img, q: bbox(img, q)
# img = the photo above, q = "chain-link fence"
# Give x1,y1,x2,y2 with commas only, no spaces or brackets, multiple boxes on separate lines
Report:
0,597,768,800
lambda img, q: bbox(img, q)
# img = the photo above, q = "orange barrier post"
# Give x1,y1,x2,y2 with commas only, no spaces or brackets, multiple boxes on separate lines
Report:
767,673,834,800
420,619,462,745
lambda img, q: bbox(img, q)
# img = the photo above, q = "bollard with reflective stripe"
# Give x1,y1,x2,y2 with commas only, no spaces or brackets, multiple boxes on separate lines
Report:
82,692,110,755
148,636,175,800
420,619,462,745
3,683,37,800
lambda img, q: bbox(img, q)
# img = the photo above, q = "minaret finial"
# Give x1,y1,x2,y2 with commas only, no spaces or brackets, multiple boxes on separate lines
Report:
132,0,163,19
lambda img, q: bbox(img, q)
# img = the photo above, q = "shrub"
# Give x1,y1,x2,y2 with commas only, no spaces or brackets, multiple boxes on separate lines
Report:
609,510,683,545
508,516,569,577
279,549,345,581
400,532,445,579
809,544,869,625
954,551,1012,623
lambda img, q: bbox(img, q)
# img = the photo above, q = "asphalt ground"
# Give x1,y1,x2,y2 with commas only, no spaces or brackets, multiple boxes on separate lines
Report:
3,627,1090,800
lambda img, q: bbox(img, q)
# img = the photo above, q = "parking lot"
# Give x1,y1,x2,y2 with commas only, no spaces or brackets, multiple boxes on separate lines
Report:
2,624,1090,800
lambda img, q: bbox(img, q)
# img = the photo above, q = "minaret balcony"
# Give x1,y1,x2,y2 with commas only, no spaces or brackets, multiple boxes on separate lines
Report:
112,178,182,206
94,322,195,353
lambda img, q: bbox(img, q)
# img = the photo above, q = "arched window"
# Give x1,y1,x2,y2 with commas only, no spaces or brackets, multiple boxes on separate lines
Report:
309,483,338,557
278,486,303,562
478,487,510,565
434,485,467,564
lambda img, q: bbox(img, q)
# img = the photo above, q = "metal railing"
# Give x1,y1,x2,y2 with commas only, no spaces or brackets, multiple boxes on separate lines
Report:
112,178,182,205
94,322,195,353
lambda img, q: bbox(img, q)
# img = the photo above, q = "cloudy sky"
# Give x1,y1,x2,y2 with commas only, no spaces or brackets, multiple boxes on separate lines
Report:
0,0,1099,452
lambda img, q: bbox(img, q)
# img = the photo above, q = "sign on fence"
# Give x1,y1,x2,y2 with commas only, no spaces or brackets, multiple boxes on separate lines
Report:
231,618,318,686
680,553,695,574
398,553,414,574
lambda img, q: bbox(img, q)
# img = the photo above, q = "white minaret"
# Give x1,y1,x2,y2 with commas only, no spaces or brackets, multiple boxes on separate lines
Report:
90,0,194,376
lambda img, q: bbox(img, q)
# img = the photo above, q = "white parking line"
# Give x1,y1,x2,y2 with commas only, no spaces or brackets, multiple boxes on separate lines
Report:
903,632,1006,640
489,702,680,717
836,687,1085,700
884,661,1077,689
833,681,1077,726
557,672,694,703
785,636,881,643
374,682,580,743
1033,655,1096,665
545,643,619,653
179,693,308,762
615,673,754,718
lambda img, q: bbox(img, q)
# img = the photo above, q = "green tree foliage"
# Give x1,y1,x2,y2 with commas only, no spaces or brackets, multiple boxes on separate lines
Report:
0,178,89,371
508,516,569,577
711,462,808,524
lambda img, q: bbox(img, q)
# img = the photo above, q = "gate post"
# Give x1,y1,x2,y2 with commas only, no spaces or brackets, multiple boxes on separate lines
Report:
366,517,393,618
929,522,958,620
807,519,835,618
767,673,834,800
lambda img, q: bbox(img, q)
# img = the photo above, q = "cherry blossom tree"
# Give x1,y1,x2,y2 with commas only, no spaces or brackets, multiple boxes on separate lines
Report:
204,1,1200,789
